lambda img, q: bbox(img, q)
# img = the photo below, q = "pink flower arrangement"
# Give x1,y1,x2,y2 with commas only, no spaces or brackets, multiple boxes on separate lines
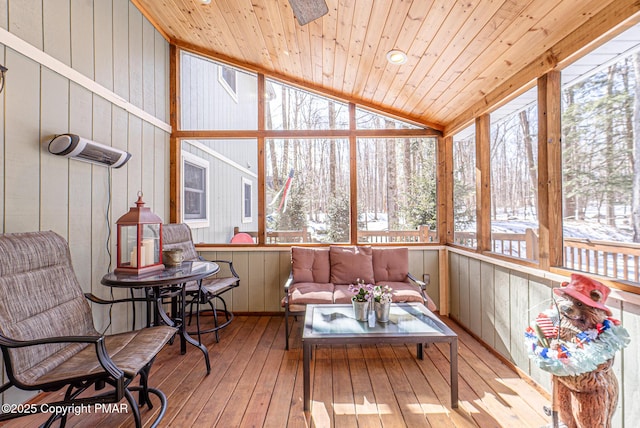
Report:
348,278,374,302
373,284,393,304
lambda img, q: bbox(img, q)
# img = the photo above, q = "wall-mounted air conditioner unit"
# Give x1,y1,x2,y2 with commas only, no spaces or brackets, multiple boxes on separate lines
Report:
48,134,131,168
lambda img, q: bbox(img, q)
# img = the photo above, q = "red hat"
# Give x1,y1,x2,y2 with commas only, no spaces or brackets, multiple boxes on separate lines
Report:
554,273,612,316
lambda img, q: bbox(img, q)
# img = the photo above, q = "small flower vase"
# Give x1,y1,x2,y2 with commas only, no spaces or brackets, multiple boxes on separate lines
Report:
374,301,391,323
352,299,370,321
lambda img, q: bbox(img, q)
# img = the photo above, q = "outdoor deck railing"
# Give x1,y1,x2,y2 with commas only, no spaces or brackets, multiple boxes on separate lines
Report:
454,229,639,283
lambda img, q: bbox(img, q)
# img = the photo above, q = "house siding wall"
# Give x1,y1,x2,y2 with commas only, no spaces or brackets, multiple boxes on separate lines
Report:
0,0,169,405
449,249,640,427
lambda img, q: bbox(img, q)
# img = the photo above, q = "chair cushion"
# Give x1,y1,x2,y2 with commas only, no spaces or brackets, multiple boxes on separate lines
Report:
378,281,425,304
185,276,239,295
287,282,334,305
291,247,330,284
332,284,357,304
329,246,374,285
36,326,176,385
372,247,409,282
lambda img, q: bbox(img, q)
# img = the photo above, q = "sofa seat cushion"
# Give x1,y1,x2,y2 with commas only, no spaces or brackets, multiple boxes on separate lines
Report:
329,246,374,285
287,282,334,305
332,284,358,304
378,281,424,304
372,247,409,282
292,247,331,284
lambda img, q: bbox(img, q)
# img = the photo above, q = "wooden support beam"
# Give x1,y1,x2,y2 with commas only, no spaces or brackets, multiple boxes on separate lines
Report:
538,71,563,269
476,115,491,252
349,103,358,244
169,44,180,223
439,248,449,315
257,74,266,245
440,135,453,244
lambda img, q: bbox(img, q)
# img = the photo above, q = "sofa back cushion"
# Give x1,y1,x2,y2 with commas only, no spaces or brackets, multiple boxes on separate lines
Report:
373,247,409,282
291,247,330,284
330,246,374,285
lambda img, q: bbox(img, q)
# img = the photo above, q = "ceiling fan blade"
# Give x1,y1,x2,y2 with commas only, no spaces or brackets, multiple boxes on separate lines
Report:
288,0,328,26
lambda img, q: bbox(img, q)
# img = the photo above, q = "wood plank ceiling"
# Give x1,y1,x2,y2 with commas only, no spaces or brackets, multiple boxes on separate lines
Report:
133,0,633,132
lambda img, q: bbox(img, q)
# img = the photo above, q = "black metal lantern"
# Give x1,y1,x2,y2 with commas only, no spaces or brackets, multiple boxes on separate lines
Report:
115,192,164,274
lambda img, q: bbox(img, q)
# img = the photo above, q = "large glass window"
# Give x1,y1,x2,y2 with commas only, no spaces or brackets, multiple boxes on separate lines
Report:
357,137,437,243
356,107,422,130
180,52,257,130
265,138,350,243
452,125,477,248
561,25,640,282
265,79,349,130
181,139,258,243
490,88,539,261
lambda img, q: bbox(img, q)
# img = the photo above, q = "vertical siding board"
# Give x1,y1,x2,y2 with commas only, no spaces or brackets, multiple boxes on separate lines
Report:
449,252,460,320
155,32,167,122
494,266,511,358
8,0,42,49
4,52,40,232
248,252,265,311
68,83,93,292
110,106,131,332
468,258,481,337
154,129,169,219
142,19,155,115
70,0,94,79
127,116,144,328
527,277,552,390
142,122,155,214
94,0,114,91
128,2,143,109
90,96,112,332
480,261,495,348
622,301,640,427
43,0,71,66
40,70,69,236
509,271,529,369
606,297,624,427
458,255,470,327
423,250,440,308
0,0,7,30
232,251,250,311
112,0,129,101
264,251,281,312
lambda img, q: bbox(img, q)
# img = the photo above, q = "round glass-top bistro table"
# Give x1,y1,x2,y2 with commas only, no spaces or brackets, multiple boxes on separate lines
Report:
101,260,219,374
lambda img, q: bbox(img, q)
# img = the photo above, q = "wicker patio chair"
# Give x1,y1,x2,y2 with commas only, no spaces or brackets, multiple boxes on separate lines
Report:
0,231,176,427
162,223,240,342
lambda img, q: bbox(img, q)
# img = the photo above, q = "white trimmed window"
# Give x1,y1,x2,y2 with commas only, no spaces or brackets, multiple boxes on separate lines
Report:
182,151,210,228
242,177,253,223
219,65,238,102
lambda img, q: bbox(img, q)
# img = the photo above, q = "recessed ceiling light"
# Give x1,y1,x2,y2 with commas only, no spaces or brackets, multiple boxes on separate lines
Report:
200,0,211,4
386,50,407,65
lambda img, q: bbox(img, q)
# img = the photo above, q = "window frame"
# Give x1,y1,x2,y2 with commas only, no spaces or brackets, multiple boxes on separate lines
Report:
181,150,210,229
218,65,238,102
242,177,253,224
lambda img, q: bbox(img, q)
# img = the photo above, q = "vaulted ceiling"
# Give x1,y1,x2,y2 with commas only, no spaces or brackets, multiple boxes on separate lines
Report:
133,0,639,134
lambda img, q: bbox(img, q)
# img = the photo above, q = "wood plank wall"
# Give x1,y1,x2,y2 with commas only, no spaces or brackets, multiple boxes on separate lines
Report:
0,0,169,405
449,249,640,427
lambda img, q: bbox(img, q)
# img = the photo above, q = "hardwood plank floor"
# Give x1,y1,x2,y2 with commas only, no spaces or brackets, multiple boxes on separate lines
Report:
0,314,551,427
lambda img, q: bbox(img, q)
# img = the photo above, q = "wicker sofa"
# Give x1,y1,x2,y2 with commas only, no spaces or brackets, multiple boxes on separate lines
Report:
282,245,435,349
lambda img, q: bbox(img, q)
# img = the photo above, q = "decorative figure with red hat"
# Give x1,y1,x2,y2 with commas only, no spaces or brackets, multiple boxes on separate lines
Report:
525,274,629,428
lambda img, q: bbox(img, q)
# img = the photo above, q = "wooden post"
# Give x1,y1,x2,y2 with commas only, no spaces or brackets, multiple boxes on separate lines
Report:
440,135,453,244
169,44,180,223
538,71,563,269
476,115,491,252
257,74,266,245
439,248,449,315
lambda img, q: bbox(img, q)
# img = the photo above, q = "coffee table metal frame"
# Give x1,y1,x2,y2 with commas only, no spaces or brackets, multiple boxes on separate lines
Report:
302,302,458,411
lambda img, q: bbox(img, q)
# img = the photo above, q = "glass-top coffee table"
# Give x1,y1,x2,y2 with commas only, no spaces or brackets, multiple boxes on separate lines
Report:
302,302,458,411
